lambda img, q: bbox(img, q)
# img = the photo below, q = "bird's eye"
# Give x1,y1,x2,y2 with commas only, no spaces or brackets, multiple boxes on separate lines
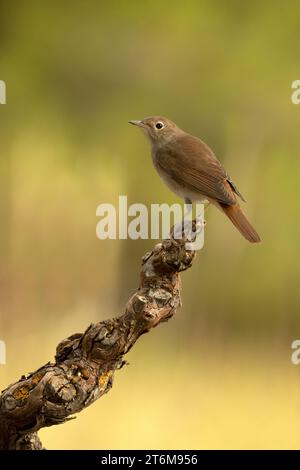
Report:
155,122,164,130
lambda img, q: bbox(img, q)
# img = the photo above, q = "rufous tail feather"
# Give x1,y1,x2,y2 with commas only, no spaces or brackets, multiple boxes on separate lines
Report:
220,203,261,244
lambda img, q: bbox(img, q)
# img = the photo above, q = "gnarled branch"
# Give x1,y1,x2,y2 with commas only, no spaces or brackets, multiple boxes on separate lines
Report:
0,221,202,450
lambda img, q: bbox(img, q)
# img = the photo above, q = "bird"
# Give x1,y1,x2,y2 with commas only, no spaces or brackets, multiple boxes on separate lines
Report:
129,116,261,243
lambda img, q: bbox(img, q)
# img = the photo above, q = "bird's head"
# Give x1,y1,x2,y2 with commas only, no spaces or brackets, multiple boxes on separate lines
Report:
129,116,182,147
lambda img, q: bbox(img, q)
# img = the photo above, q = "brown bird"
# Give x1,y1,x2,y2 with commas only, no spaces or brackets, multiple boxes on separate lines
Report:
129,116,261,243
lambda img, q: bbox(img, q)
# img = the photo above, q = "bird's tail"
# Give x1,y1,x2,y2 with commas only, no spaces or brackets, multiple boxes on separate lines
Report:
219,203,261,244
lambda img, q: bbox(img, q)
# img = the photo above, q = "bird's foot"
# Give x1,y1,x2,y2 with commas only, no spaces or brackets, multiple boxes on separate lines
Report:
171,212,205,251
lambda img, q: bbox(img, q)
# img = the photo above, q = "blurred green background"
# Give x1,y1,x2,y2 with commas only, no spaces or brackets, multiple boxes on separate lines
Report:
1,0,300,449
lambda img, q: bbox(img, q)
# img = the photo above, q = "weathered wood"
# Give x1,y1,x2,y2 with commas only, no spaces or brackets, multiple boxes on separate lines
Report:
0,222,202,450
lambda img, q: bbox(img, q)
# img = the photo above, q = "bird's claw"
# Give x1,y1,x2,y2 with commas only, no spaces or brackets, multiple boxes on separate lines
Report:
171,213,205,251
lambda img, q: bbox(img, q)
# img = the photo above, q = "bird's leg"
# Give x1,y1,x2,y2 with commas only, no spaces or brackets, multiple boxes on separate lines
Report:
172,198,193,239
184,198,193,216
184,201,206,250
186,206,206,250
171,199,205,250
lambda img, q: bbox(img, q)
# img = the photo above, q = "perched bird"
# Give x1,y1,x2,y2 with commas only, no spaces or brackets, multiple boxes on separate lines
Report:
129,116,261,243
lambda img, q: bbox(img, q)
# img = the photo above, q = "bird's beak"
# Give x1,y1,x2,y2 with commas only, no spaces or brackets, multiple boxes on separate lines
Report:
128,120,143,127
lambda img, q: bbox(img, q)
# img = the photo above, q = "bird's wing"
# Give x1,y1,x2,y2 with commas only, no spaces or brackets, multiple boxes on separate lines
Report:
155,134,244,205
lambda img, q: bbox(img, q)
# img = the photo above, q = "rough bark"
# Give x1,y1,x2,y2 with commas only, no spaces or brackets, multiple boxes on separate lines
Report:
0,221,202,450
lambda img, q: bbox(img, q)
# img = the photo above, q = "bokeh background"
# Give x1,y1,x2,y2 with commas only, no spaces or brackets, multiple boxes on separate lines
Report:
1,0,300,449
